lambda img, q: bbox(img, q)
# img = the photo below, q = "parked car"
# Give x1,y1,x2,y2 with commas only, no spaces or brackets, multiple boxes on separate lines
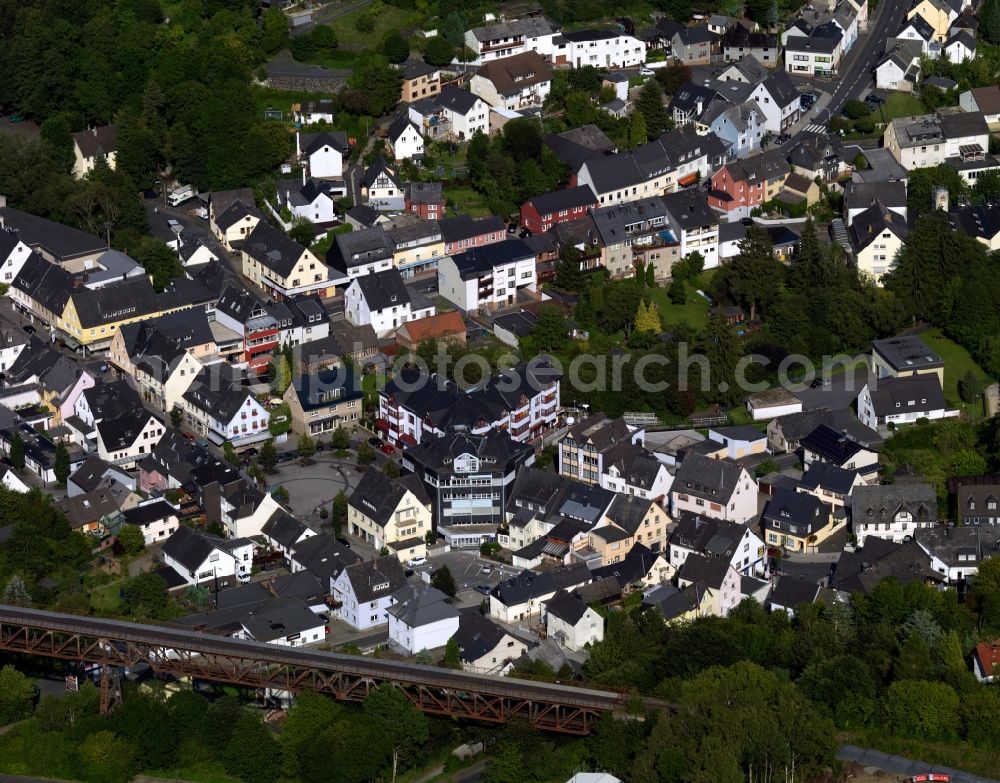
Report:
774,133,791,145
380,444,396,455
474,584,492,595
142,189,159,200
406,556,427,567
242,447,258,458
800,92,817,108
865,93,886,106
276,450,298,463
480,564,493,574
21,324,35,334
337,537,352,549
368,437,383,448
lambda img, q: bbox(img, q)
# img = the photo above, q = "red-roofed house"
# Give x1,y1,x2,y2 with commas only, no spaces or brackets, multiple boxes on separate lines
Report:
974,640,1000,682
395,311,468,350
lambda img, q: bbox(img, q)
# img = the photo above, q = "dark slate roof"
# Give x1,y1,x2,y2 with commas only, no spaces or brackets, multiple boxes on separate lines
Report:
261,510,310,549
770,575,820,609
12,252,74,314
68,456,121,494
674,26,716,44
406,181,444,206
290,533,359,582
761,486,828,536
290,367,365,412
388,115,421,144
844,180,908,214
241,596,324,642
800,424,870,464
343,556,408,603
524,185,598,216
450,239,534,279
852,482,938,525
162,525,220,571
349,467,433,526
300,131,349,156
644,583,703,621
872,335,943,372
407,427,535,477
182,363,254,421
603,494,655,536
435,85,481,115
72,124,118,158
674,452,747,504
387,584,458,626
544,589,589,625
848,203,908,252
240,220,308,278
403,60,438,79
669,513,746,557
951,202,1000,242
831,537,942,594
590,542,660,587
677,551,731,589
438,214,506,244
214,200,262,232
328,225,394,273
865,374,947,417
352,268,411,312
760,70,799,107
798,461,861,495
452,613,510,662
0,207,105,261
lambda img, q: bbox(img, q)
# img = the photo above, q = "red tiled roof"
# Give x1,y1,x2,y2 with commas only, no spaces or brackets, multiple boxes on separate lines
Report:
398,311,466,343
974,640,1000,675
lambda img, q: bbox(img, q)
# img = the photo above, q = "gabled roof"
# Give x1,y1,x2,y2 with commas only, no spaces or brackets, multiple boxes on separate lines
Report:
677,551,732,590
342,556,408,603
122,499,176,527
770,575,820,609
475,51,553,96
848,202,908,251
397,310,466,343
261,510,311,549
387,584,458,627
524,184,598,216
241,596,324,641
799,461,862,495
450,238,534,279
452,613,511,662
388,115,421,144
674,452,747,504
669,513,747,557
182,363,256,422
864,374,947,417
545,589,590,625
438,214,506,244
0,206,106,262
349,467,432,526
240,220,310,279
405,181,444,206
162,524,221,571
72,124,118,158
761,486,828,535
831,537,942,593
435,85,482,115
673,26,715,45
800,424,870,464
300,131,349,156
290,533,359,582
852,482,938,525
350,268,411,312
290,366,365,412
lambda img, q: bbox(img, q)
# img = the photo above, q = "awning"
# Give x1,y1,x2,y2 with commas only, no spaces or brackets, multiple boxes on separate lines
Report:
678,172,699,187
375,418,390,432
400,433,417,447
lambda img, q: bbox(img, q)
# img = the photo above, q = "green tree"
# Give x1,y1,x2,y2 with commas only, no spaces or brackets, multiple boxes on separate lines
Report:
362,684,429,765
699,313,743,405
169,404,183,429
423,36,456,66
958,369,980,403
288,218,316,247
0,665,35,725
311,26,339,55
260,7,289,55
973,168,1000,202
636,78,669,137
382,459,400,478
883,679,959,739
9,432,24,471
646,261,656,287
272,485,290,505
555,244,585,292
2,575,31,606
132,236,183,291
357,441,376,467
431,564,457,597
330,489,348,537
350,56,402,117
629,110,647,147
529,303,568,352
381,30,410,64
331,426,351,451
120,571,170,619
655,62,692,95
717,225,784,320
668,277,687,304
53,441,70,484
444,637,462,668
78,729,134,783
297,432,316,459
117,524,145,556
355,12,376,32
259,439,278,473
281,691,343,777
223,712,282,783
223,441,238,466
981,0,1000,43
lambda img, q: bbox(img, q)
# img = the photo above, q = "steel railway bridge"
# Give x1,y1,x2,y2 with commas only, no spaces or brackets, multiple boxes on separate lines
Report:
0,605,630,733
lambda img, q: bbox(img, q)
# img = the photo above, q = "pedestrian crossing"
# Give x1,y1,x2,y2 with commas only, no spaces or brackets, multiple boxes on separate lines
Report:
801,123,828,134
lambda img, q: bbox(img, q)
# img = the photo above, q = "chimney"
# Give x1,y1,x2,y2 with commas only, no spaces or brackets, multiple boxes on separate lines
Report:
302,167,307,187
0,195,6,210
296,132,301,158
92,127,98,137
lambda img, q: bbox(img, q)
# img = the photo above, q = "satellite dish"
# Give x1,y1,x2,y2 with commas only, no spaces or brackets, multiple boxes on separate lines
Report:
565,416,576,426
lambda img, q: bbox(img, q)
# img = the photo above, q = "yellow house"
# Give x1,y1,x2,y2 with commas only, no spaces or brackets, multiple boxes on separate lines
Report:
347,468,433,563
602,494,671,556
58,277,194,350
239,221,335,299
388,221,446,277
870,334,945,387
647,582,714,624
906,0,956,41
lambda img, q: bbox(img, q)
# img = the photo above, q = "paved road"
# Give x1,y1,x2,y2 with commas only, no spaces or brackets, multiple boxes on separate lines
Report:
265,49,353,81
839,744,1000,783
793,0,910,142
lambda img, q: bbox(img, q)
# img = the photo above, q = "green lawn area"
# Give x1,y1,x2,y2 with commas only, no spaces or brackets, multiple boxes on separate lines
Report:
324,4,421,48
878,91,926,121
918,327,992,418
443,186,491,217
645,270,715,329
88,579,122,614
252,85,330,124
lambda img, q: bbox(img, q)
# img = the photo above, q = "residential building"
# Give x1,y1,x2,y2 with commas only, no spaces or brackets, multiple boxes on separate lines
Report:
973,641,1000,682
671,27,715,64
401,61,441,103
275,177,340,225
0,204,106,267
437,238,537,311
601,494,671,556
800,424,879,479
464,17,557,62
871,335,944,384
670,453,757,523
875,40,923,91
853,481,938,545
433,86,490,139
470,51,553,110
180,363,271,448
292,99,336,125
344,268,435,336
721,25,779,66
883,112,989,170
661,188,721,269
543,590,603,650
706,425,767,460
830,536,943,593
551,29,646,68
844,181,908,225
282,366,364,436
675,553,741,616
330,556,408,630
857,374,956,429
360,158,405,212
520,185,598,234
211,201,263,250
951,202,1000,251
488,564,591,623
668,512,766,576
906,0,963,41
401,429,535,544
703,99,767,159
297,131,349,180
348,468,433,562
797,461,865,511
959,86,1000,128
439,215,508,256
122,499,180,546
749,71,802,133
387,219,446,277
707,149,791,220
161,525,253,589
379,361,560,447
289,533,360,588
950,474,1000,526
327,225,395,281
848,202,908,282
761,487,837,552
395,310,467,350
769,575,820,615
387,115,424,161
71,125,118,179
405,182,446,220
237,220,333,299
387,584,460,654
914,525,1000,584
786,131,847,181
451,613,527,674
784,31,841,75
240,597,326,647
0,229,34,286
261,511,316,566
67,455,135,498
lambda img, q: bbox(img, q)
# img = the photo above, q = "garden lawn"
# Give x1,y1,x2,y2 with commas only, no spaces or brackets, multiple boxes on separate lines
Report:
252,86,330,124
88,579,122,614
324,4,421,48
918,327,992,418
645,270,716,329
443,186,491,217
877,92,926,122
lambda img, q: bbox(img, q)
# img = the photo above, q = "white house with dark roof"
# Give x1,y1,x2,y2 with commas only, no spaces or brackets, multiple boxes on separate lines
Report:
297,131,349,180
181,363,271,448
675,552,741,616
543,590,603,651
72,125,118,179
668,512,766,576
331,555,408,630
239,596,327,647
451,613,527,674
749,71,802,133
361,158,405,212
387,116,424,161
433,86,490,140
464,17,558,62
122,499,179,545
343,268,435,336
551,29,646,69
276,176,340,224
387,584,460,654
0,228,33,287
857,374,957,429
261,510,316,565
670,453,757,523
161,524,253,589
852,482,937,545
437,237,537,311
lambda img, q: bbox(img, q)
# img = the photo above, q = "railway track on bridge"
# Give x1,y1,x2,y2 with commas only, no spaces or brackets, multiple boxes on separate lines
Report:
0,605,672,733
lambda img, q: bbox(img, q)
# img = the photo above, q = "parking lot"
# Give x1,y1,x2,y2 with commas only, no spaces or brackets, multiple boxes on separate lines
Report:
424,550,522,606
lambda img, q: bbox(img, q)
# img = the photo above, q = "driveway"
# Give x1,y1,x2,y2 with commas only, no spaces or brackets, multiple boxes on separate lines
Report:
426,551,522,607
266,49,352,80
793,364,872,412
268,456,358,521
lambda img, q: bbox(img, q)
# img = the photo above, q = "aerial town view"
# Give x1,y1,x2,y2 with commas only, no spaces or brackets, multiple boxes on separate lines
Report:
3,0,1000,780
